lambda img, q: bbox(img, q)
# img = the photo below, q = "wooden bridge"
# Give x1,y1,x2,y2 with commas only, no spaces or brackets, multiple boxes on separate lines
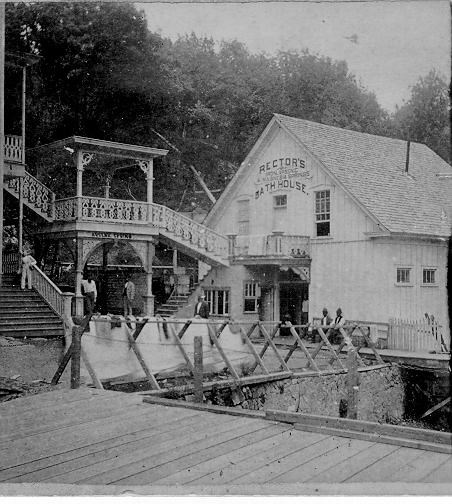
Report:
0,387,450,495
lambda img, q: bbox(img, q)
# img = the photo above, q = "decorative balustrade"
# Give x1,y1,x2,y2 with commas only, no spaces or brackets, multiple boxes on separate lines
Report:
4,135,23,163
52,196,229,258
7,171,54,218
229,233,310,258
2,252,20,274
30,264,66,318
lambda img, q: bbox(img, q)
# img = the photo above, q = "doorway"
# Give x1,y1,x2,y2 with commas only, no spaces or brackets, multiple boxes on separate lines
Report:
279,282,308,326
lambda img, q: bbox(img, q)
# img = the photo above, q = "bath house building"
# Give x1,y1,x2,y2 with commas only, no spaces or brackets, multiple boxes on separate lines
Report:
198,114,451,337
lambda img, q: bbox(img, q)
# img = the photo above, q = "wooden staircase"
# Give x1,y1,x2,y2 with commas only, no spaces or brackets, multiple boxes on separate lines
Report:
156,283,200,318
0,274,64,339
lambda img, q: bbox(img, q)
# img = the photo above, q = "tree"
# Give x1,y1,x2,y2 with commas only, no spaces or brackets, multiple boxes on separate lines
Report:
394,70,450,162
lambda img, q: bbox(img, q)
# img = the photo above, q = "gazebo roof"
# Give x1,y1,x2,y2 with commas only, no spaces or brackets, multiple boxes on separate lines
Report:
36,136,168,160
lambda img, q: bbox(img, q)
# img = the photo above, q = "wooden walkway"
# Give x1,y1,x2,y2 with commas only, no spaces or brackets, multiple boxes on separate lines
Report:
0,388,451,495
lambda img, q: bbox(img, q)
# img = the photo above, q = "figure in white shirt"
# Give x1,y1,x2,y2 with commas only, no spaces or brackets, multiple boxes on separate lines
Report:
331,307,352,346
20,251,37,290
81,274,97,315
123,277,135,316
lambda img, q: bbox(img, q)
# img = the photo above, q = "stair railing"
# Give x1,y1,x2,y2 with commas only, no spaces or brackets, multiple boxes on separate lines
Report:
30,264,71,319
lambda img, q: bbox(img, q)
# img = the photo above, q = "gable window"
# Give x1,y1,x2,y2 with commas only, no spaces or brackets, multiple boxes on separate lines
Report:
243,281,260,313
273,195,287,208
315,190,330,236
237,199,250,235
396,267,412,285
204,289,230,316
422,268,437,286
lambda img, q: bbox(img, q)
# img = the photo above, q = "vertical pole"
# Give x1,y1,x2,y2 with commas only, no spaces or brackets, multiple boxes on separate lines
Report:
143,240,155,316
346,348,359,419
76,151,83,220
71,325,82,389
194,335,203,403
0,4,5,285
146,159,153,204
18,65,25,253
75,237,84,316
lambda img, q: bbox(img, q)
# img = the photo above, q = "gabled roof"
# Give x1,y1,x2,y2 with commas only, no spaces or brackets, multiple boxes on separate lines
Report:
208,114,452,238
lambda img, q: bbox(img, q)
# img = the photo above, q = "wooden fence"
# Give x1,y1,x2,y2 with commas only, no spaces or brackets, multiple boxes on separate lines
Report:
388,318,448,353
52,318,384,391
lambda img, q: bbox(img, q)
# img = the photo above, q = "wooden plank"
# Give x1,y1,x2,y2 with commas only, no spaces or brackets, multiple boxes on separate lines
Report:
207,321,240,380
306,442,398,483
80,348,103,389
249,322,280,373
265,409,452,446
384,450,450,483
143,396,266,420
113,422,279,485
272,438,372,483
164,320,194,373
346,446,426,482
125,325,160,390
346,348,359,419
293,424,452,454
0,394,145,444
43,414,252,484
239,325,269,374
421,455,452,483
286,325,320,372
151,425,293,485
357,325,384,364
231,434,350,484
2,409,204,483
259,324,290,372
159,429,327,486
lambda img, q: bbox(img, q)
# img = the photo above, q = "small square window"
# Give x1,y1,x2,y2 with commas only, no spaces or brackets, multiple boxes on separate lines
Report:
274,195,287,208
422,268,437,285
396,268,411,285
243,281,260,313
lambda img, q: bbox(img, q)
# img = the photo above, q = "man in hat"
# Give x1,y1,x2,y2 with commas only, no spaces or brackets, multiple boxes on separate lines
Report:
194,294,210,319
20,249,37,290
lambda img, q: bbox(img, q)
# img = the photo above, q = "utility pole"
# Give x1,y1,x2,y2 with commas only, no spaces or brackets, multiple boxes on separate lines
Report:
0,4,5,286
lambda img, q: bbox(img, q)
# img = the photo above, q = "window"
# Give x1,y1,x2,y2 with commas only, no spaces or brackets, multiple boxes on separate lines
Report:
237,199,250,235
396,267,412,285
422,268,437,285
243,282,260,313
315,190,330,236
273,195,287,208
204,289,230,316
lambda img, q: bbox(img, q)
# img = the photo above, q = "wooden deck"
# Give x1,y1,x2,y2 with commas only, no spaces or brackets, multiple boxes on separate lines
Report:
0,388,451,495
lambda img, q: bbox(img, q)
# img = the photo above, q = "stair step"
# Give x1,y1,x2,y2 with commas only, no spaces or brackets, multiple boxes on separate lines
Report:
0,317,63,332
0,302,50,309
0,328,64,338
0,313,60,321
0,307,52,314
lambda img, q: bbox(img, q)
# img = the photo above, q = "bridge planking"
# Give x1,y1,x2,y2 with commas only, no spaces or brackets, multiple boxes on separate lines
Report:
0,387,450,488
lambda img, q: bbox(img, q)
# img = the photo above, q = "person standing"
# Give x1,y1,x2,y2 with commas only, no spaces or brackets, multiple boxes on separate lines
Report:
194,294,209,319
81,274,97,315
20,250,37,290
332,307,352,346
123,277,135,316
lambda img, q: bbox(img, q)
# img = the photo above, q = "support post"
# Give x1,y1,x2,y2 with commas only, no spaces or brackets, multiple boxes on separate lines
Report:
0,5,5,285
75,237,84,316
346,347,359,419
70,325,82,389
143,240,155,316
194,336,203,403
18,177,23,253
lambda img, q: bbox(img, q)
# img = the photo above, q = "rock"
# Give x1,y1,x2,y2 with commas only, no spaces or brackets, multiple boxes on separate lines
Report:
184,394,195,402
10,375,21,380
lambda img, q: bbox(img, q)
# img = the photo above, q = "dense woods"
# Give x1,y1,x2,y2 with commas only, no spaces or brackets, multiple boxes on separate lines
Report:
5,2,450,211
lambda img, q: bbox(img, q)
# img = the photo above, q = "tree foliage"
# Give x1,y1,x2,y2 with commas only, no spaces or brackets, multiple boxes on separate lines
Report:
5,3,449,211
394,70,450,162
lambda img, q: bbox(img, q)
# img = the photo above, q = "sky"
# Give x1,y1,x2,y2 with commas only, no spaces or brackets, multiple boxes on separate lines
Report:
137,0,450,113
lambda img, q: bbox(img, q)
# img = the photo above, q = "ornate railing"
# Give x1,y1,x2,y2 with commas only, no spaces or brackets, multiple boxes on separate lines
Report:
149,203,229,257
54,197,78,221
2,252,20,274
4,135,23,163
30,264,66,318
7,171,54,218
230,234,310,257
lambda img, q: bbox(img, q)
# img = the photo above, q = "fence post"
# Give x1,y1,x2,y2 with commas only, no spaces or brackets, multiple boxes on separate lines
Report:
346,348,359,419
194,336,203,403
71,325,82,389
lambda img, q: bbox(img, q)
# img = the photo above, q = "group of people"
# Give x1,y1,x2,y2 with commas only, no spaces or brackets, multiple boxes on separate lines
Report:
81,274,135,317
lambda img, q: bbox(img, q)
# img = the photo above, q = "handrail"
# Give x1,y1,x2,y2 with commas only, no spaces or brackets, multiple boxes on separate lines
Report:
7,170,55,218
30,264,66,318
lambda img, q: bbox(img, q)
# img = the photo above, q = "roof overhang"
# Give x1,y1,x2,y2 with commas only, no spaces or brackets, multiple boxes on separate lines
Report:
231,255,311,267
33,136,168,161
